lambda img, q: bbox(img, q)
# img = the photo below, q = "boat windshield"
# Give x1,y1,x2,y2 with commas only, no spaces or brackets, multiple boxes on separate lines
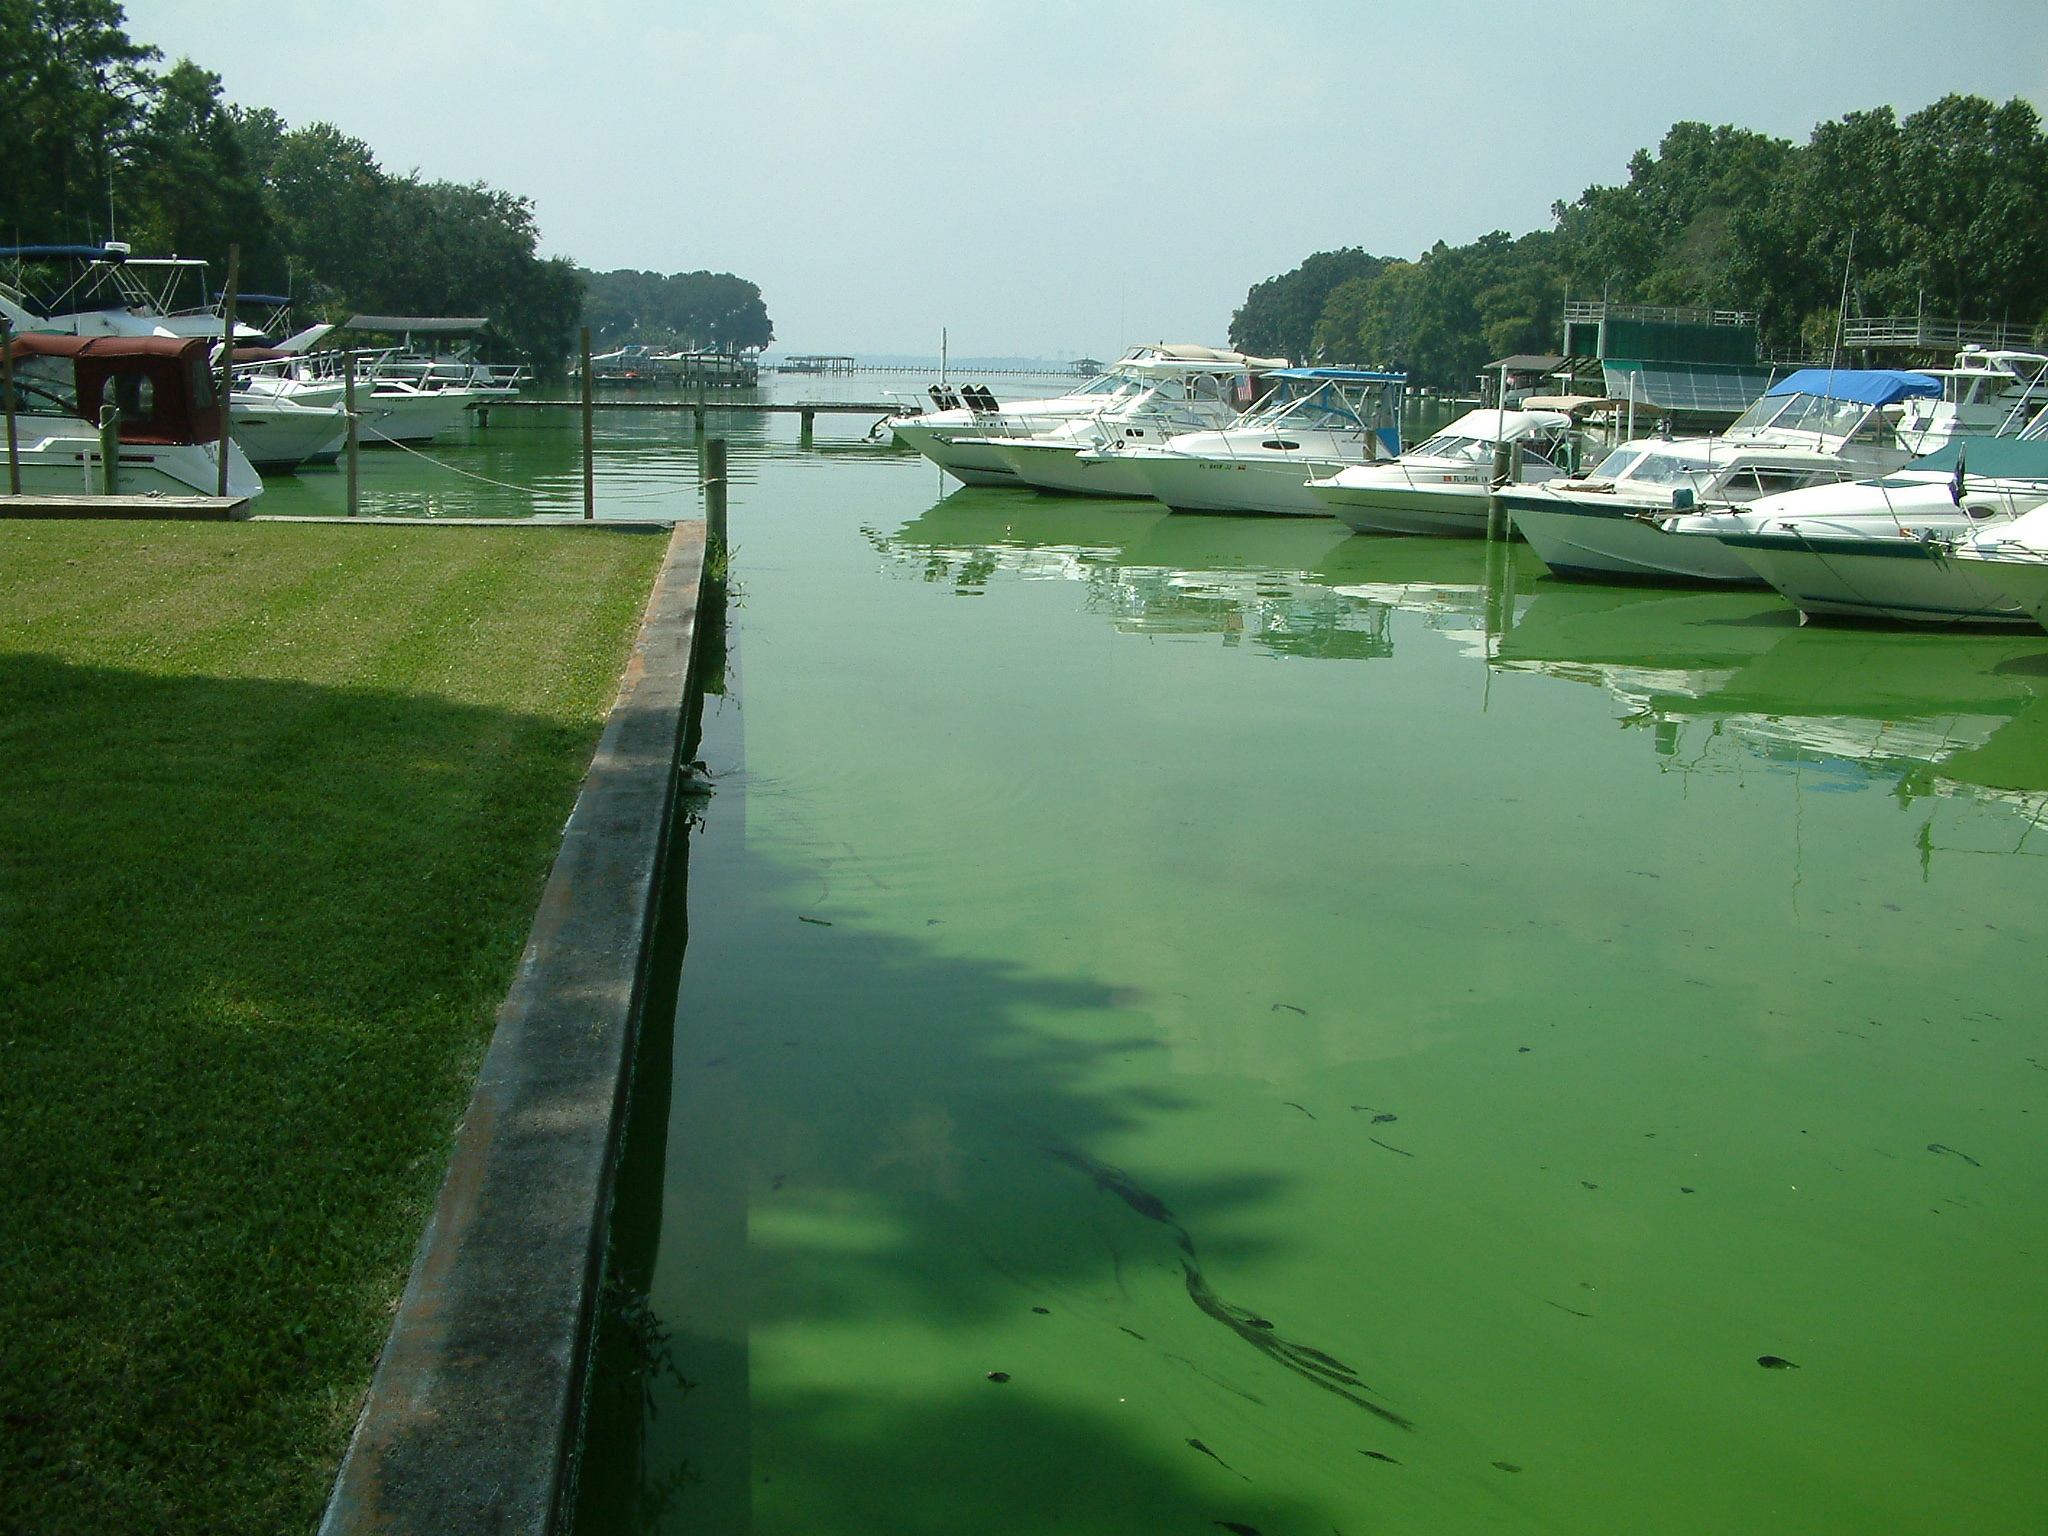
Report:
1728,391,1874,440
1228,382,1359,430
1072,372,1135,397
1621,451,1716,487
1408,433,1494,463
10,352,78,415
1241,380,1385,432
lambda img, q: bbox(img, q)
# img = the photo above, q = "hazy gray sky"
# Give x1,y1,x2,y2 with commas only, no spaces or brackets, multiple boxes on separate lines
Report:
125,0,2048,357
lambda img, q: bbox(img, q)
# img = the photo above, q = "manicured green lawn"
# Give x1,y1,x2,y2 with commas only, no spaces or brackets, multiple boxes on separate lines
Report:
0,520,669,1535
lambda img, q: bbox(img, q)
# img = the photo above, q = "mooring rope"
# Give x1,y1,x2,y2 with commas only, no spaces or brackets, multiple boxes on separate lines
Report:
357,424,704,507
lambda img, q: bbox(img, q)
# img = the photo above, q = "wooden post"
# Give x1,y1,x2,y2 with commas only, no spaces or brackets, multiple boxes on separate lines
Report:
99,403,120,496
705,436,728,571
344,349,360,517
216,243,239,498
1,315,19,496
581,325,595,521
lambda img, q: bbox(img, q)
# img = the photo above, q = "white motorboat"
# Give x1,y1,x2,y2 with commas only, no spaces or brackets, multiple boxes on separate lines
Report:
1308,407,1574,536
1111,369,1407,516
981,361,1265,498
1893,350,2048,454
1954,496,2048,628
1705,438,2048,625
1502,370,1939,583
226,388,349,470
4,331,262,499
889,344,1284,486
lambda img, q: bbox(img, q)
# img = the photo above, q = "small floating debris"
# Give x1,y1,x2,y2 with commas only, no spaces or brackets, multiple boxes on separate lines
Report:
1757,1355,1799,1370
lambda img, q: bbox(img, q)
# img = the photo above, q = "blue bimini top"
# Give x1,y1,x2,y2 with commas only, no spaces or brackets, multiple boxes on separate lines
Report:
1765,369,1941,406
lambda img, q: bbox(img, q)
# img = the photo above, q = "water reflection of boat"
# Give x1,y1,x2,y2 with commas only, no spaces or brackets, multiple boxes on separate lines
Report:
1517,613,2048,788
873,503,1493,659
1682,625,2048,721
1497,585,1797,673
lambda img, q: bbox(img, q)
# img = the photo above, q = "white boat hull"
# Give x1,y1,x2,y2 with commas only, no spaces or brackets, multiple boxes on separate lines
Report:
1126,453,1339,516
1963,555,2048,629
230,400,349,471
889,421,1024,485
357,390,469,446
1313,479,1495,537
1721,533,2036,625
6,418,262,499
987,441,1153,498
1504,494,1762,583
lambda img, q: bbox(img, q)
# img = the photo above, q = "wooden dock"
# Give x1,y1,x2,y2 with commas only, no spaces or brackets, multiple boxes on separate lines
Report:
0,493,251,520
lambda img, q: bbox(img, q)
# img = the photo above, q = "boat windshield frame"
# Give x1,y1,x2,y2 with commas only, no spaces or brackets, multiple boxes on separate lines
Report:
1726,390,1882,443
1236,378,1396,435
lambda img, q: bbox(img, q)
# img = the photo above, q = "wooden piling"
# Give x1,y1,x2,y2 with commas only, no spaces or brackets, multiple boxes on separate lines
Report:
704,437,728,571
1,315,19,496
216,243,239,499
581,326,595,521
343,349,360,518
98,404,119,496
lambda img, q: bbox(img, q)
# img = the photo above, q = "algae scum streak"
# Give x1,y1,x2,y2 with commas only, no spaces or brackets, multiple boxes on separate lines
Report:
558,407,2048,1536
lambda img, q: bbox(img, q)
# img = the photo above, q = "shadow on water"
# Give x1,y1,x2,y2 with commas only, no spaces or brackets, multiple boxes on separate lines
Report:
570,608,1417,1536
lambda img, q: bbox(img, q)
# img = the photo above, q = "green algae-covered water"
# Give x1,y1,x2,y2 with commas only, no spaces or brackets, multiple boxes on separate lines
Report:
265,393,2048,1534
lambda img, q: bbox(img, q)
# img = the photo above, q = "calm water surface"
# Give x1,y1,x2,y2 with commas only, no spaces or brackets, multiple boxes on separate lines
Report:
270,384,2048,1534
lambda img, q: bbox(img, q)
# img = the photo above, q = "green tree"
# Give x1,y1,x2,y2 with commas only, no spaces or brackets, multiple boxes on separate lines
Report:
120,59,278,282
1228,247,1387,362
1554,120,1791,309
1310,232,1562,390
0,0,154,247
581,268,773,353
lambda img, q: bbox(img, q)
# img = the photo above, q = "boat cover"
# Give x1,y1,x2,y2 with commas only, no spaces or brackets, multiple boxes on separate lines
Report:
1908,438,2048,479
1765,369,1941,405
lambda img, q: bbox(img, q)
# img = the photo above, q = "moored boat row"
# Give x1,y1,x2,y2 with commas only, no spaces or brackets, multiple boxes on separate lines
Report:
888,353,2048,630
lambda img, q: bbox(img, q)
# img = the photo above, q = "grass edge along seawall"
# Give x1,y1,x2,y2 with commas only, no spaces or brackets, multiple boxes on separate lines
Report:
0,519,690,1535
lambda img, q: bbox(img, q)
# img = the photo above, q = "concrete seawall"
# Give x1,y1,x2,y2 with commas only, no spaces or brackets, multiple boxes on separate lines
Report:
319,520,709,1535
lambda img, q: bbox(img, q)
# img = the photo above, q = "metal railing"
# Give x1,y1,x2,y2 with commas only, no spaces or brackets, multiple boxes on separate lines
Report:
1563,300,1757,329
1841,315,2041,351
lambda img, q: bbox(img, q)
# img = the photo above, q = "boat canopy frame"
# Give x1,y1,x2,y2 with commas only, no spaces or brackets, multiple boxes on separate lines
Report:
6,331,223,444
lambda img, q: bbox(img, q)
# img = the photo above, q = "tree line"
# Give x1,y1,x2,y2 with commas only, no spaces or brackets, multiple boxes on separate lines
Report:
0,0,772,371
1231,95,2048,389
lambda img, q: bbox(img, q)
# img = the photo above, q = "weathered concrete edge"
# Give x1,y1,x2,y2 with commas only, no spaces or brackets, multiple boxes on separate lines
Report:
318,520,708,1536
